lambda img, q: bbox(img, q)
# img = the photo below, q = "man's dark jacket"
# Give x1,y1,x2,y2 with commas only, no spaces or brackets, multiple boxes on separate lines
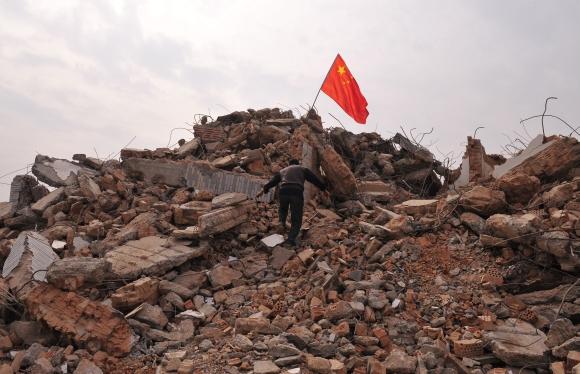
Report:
263,165,326,196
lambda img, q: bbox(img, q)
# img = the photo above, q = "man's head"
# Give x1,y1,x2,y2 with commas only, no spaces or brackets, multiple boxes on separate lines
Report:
289,159,300,166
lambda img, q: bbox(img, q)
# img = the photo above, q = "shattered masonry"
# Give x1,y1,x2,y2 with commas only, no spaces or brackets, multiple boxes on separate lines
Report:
0,106,579,373
23,283,136,356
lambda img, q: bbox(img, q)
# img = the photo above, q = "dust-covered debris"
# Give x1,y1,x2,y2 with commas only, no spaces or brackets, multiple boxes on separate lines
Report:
0,107,579,373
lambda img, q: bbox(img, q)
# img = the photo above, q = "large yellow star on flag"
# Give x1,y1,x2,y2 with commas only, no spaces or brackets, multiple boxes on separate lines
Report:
337,66,346,75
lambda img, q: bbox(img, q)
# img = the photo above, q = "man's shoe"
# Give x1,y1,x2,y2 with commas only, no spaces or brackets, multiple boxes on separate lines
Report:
283,238,298,247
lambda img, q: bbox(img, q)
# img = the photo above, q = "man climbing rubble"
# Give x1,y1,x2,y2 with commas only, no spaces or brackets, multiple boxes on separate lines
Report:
263,159,327,246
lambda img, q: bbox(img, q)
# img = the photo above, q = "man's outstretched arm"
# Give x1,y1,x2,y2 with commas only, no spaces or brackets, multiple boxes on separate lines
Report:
263,173,281,193
303,168,327,191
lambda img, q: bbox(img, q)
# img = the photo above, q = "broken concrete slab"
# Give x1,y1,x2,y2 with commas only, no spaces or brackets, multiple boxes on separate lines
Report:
0,202,15,222
394,199,438,216
173,201,212,226
265,118,301,128
319,145,357,199
208,265,243,288
23,283,136,356
123,158,187,186
83,156,104,170
171,226,199,239
299,141,321,203
384,349,417,373
115,212,159,242
2,231,58,292
483,318,548,366
185,162,273,202
541,181,577,209
358,221,399,240
211,192,248,209
517,283,580,305
546,319,576,348
30,187,65,214
198,201,254,236
74,359,103,374
485,213,540,243
175,138,200,159
536,230,571,258
460,186,507,217
460,212,486,234
270,247,295,270
235,317,281,335
159,279,194,299
493,135,580,182
134,303,168,329
120,148,153,160
316,208,341,222
9,321,56,347
357,181,400,204
497,172,540,204
105,236,206,280
78,174,101,201
553,337,580,359
111,277,160,311
253,360,281,374
257,125,290,144
211,154,237,168
124,158,274,202
493,134,559,179
46,257,111,291
32,155,97,187
261,234,285,248
357,180,393,193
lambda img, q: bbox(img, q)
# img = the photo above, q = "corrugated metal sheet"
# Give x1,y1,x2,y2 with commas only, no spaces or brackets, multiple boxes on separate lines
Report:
2,231,58,282
185,163,274,203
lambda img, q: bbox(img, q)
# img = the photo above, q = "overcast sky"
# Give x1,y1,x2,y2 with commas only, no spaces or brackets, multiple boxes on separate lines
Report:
1,0,579,199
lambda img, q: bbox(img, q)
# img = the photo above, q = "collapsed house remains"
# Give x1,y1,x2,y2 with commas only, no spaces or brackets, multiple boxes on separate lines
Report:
0,107,579,373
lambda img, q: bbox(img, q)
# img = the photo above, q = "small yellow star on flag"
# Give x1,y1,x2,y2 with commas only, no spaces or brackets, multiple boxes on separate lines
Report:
337,66,346,75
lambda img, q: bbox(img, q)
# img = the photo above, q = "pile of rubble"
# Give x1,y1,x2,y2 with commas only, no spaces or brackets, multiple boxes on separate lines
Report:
0,107,579,374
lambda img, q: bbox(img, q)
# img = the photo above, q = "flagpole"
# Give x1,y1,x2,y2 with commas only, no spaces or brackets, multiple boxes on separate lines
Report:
311,54,339,109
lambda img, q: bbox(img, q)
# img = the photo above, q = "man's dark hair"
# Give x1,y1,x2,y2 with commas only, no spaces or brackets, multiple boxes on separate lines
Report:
289,159,300,165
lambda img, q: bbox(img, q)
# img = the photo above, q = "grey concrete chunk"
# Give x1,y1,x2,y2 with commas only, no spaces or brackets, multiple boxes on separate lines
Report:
105,236,206,280
484,318,548,366
32,154,96,187
253,360,280,374
261,234,285,248
31,187,65,214
211,192,248,209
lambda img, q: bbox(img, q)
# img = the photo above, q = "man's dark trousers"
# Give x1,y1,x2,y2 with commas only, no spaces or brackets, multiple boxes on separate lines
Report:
279,192,304,243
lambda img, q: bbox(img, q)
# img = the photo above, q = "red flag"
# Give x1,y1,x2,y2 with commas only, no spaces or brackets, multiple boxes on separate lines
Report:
321,54,369,124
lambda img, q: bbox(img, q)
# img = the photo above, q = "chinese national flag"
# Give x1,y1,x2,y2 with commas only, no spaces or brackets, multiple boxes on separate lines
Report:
321,54,369,124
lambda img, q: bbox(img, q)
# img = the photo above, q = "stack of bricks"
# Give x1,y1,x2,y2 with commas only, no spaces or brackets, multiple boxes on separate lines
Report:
193,125,226,143
453,338,484,358
518,308,538,323
478,311,497,330
482,268,504,286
